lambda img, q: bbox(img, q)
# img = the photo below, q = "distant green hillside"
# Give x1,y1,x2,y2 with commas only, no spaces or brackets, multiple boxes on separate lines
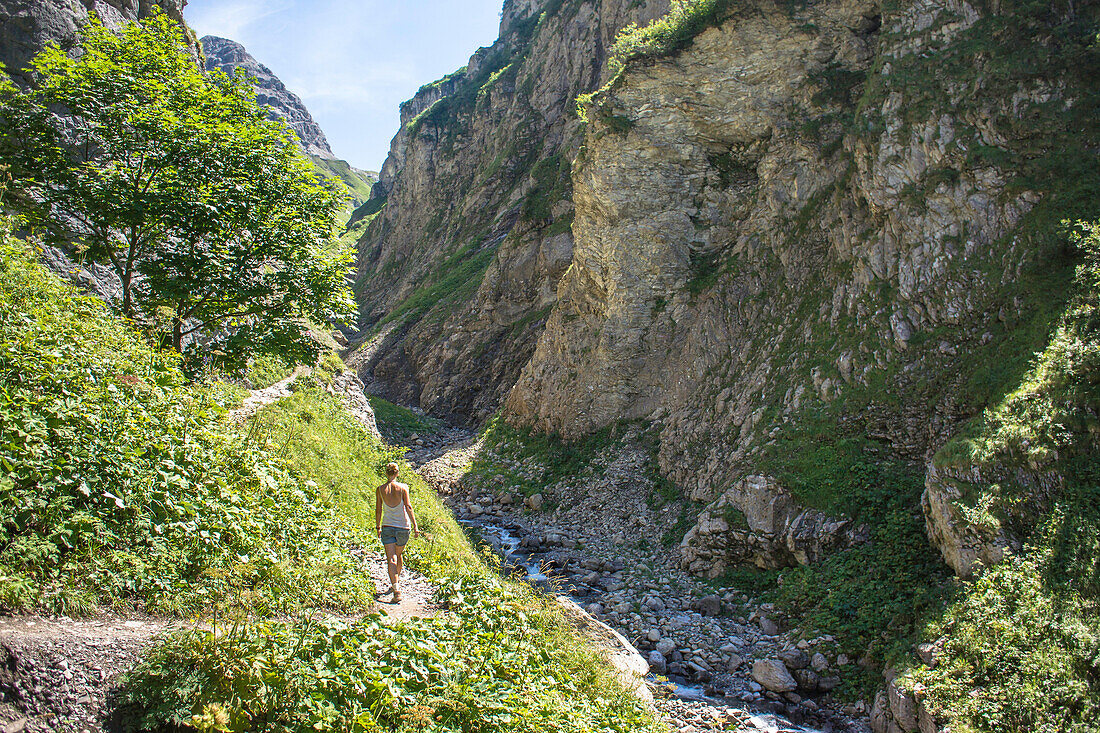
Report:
311,155,377,224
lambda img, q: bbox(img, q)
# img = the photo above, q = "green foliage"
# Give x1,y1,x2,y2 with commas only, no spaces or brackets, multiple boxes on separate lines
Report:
908,549,1100,732
0,238,371,615
373,241,498,328
748,427,951,683
898,222,1100,730
368,395,444,444
245,354,291,390
117,389,659,733
605,0,733,78
118,578,660,733
936,220,1100,473
0,10,352,367
467,415,620,498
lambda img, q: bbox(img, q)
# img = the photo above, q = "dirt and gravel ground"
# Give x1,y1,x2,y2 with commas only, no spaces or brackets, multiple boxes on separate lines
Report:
0,614,177,733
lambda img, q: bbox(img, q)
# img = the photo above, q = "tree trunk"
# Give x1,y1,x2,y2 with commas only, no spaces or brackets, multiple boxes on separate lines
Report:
173,301,185,352
121,271,133,317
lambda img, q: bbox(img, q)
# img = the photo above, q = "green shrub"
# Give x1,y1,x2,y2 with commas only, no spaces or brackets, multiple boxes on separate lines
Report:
605,0,733,78
0,236,371,615
908,550,1100,732
245,353,291,389
367,395,444,443
117,577,660,733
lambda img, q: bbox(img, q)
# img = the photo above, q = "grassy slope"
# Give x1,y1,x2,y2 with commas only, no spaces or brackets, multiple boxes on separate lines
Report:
0,233,658,732
898,224,1100,732
120,379,661,733
0,235,372,616
311,155,378,225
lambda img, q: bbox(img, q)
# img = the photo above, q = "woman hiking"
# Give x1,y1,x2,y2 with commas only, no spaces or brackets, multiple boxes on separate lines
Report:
375,462,420,602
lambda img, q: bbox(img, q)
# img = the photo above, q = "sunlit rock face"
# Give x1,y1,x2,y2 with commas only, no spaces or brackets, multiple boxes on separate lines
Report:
506,0,1042,514
348,0,671,426
0,0,195,86
200,35,335,160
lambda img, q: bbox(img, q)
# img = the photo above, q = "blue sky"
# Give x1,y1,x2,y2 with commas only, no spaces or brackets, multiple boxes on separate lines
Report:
184,0,505,172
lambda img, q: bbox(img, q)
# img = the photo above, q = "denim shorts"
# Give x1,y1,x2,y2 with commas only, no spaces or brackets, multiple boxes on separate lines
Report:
380,526,411,546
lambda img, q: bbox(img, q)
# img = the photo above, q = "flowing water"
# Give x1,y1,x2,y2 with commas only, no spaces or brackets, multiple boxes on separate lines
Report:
459,519,829,732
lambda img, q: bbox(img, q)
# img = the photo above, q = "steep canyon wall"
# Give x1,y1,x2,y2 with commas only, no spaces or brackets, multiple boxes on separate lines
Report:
350,0,671,424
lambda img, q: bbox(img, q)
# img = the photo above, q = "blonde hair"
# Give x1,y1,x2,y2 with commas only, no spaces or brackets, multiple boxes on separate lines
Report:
385,462,399,478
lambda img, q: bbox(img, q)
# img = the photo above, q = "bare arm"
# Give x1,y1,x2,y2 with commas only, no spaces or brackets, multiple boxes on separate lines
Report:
374,488,383,536
402,485,419,535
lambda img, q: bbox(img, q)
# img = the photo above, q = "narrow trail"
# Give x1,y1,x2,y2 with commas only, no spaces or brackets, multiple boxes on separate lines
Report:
364,551,438,622
228,365,311,422
0,373,425,733
0,615,176,733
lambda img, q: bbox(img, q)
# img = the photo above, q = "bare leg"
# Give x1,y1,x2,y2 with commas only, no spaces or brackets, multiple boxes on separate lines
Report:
394,544,405,582
384,543,398,593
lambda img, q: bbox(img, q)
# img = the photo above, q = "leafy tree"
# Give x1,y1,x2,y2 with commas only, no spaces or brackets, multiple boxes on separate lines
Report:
0,10,353,366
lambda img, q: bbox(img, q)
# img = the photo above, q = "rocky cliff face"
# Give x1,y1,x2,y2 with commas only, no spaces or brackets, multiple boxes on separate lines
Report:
0,0,195,86
199,35,377,217
201,35,335,160
502,0,1098,573
349,0,671,424
358,0,1098,629
508,0,1037,501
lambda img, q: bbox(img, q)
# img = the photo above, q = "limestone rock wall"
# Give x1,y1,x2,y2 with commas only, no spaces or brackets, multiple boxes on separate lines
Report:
505,0,1045,520
350,0,671,425
0,0,195,86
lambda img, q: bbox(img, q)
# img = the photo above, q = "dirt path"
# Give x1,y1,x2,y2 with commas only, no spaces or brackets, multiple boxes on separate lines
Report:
228,366,311,423
364,548,439,622
0,615,176,733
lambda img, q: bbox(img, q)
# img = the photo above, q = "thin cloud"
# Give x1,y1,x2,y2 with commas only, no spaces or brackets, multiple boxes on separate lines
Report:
183,0,503,169
187,0,292,42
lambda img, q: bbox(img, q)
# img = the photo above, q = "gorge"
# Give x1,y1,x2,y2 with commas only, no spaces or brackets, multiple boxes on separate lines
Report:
0,0,1098,732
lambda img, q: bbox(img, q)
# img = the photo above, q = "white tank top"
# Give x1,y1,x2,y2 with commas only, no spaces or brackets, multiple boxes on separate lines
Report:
381,490,410,529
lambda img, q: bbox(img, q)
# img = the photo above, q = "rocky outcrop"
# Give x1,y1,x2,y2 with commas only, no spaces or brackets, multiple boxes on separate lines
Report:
201,35,334,159
554,594,652,704
920,460,1062,578
680,476,867,576
326,369,382,441
0,0,195,87
349,0,671,424
871,673,942,733
504,0,1047,514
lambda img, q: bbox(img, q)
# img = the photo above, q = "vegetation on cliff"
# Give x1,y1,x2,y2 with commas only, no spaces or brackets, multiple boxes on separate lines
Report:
898,221,1100,731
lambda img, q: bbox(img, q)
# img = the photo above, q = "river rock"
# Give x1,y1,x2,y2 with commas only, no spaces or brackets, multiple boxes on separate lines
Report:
695,594,721,617
647,650,667,674
758,616,780,636
779,649,809,670
751,660,797,693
